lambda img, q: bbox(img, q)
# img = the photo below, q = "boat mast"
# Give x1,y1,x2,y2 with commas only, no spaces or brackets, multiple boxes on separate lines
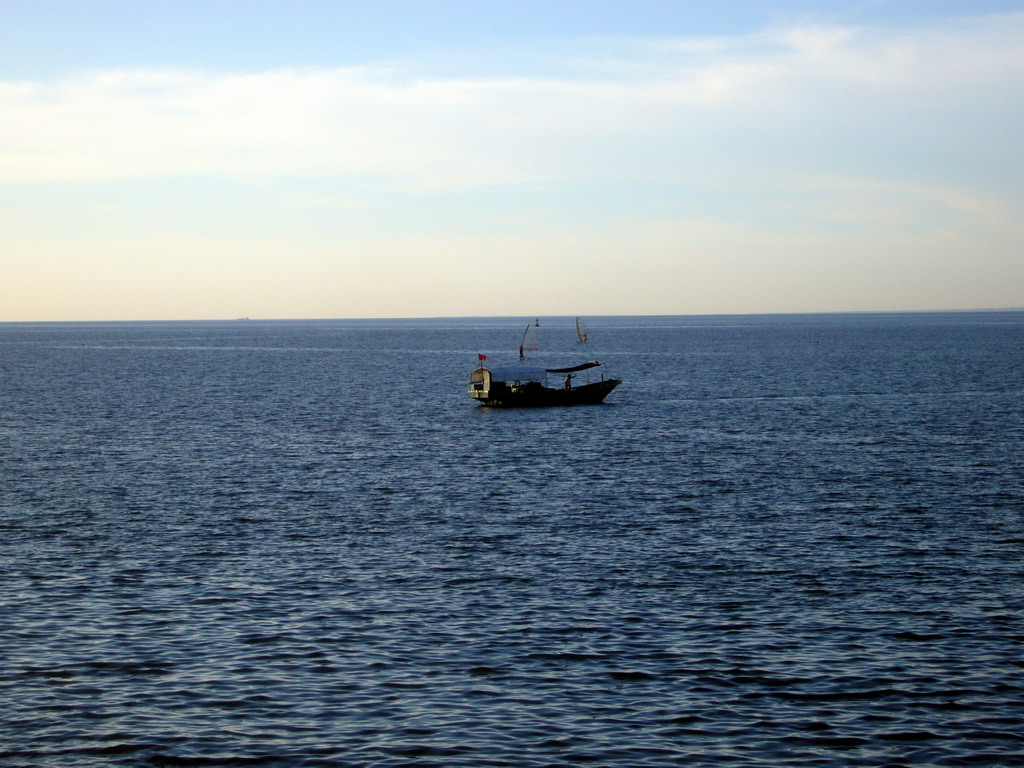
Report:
519,318,539,359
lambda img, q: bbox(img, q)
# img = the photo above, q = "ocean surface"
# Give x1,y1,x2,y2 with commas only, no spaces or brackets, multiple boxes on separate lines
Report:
1,312,1022,767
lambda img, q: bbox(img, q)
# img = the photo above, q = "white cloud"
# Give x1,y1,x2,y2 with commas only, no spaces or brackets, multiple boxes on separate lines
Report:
3,13,1023,319
1,13,1022,190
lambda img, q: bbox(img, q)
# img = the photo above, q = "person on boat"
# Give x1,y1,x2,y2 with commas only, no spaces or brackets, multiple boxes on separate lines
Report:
564,374,573,390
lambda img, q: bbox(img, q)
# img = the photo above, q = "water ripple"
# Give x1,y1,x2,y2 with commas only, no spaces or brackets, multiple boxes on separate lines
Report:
2,315,1023,766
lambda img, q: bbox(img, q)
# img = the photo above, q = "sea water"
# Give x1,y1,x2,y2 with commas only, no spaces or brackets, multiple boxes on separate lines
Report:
1,312,1022,767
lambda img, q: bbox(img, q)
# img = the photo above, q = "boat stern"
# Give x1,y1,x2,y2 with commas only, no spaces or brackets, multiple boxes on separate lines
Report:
469,366,492,401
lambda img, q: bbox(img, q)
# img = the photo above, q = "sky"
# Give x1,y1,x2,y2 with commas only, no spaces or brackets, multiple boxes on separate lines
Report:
2,1,1023,321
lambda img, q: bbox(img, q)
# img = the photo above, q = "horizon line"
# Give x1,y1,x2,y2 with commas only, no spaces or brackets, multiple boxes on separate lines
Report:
3,307,1023,325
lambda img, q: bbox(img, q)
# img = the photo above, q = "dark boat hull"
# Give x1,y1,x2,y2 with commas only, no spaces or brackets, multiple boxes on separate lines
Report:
475,378,620,408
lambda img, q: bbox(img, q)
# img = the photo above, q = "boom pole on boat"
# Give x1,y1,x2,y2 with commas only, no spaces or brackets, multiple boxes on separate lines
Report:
519,318,539,360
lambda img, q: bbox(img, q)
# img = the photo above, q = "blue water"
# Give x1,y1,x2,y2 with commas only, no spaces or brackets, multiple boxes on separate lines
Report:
1,312,1022,767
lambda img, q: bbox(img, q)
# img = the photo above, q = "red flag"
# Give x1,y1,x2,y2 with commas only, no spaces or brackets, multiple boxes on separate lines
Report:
478,353,487,361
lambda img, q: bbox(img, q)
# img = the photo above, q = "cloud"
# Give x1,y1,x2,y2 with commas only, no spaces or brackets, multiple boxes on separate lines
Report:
1,13,1022,192
3,12,1023,319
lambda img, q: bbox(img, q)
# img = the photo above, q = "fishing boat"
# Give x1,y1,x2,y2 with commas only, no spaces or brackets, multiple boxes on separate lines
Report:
469,360,619,407
470,319,619,407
